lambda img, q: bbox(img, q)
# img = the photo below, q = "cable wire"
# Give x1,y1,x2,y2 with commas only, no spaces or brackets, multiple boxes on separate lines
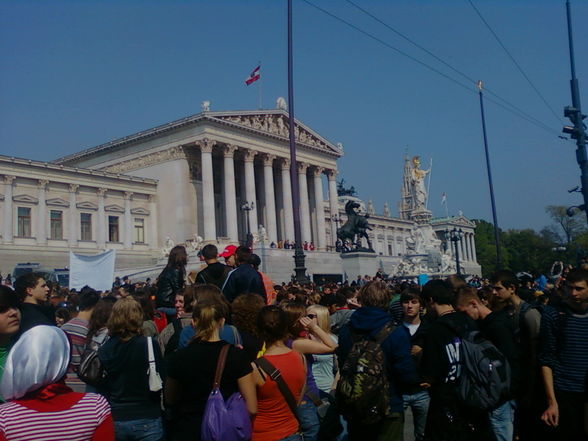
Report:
343,0,561,135
301,0,562,137
468,0,565,125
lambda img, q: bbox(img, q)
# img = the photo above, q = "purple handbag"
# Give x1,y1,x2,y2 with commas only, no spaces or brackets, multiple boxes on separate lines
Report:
201,345,252,441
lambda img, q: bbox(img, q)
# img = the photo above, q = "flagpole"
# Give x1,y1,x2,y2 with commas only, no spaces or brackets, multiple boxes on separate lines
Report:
425,157,433,209
445,195,449,218
258,60,262,109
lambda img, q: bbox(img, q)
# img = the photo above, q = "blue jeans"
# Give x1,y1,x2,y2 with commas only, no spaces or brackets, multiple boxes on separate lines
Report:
296,400,320,441
278,434,303,441
403,390,430,441
489,399,516,441
114,417,163,441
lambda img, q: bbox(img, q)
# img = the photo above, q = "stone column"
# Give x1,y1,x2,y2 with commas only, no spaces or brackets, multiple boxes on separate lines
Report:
199,139,217,242
3,176,15,243
262,154,278,244
298,163,312,244
96,188,107,249
312,167,327,250
470,234,477,262
37,180,48,245
460,234,466,262
68,184,78,246
149,195,158,248
123,191,133,249
280,159,295,242
243,150,259,235
223,145,239,242
327,170,339,246
467,233,474,262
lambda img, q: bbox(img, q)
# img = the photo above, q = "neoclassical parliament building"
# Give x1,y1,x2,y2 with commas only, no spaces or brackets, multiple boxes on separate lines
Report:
0,105,480,281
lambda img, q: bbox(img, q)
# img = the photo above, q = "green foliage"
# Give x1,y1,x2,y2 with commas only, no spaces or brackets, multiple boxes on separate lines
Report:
473,206,588,277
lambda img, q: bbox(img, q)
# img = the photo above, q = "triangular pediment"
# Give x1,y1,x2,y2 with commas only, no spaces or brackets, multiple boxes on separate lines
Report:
131,207,150,215
105,204,125,213
211,112,343,156
46,197,69,207
13,194,38,204
76,201,98,211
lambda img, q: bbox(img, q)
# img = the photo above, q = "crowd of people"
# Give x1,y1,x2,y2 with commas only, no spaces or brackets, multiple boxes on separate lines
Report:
0,242,587,441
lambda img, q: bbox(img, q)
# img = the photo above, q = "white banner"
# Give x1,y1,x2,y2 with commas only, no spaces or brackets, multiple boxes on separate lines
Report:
69,250,116,292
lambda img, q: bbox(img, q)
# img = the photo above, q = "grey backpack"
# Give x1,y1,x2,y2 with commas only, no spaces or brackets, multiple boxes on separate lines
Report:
457,331,511,410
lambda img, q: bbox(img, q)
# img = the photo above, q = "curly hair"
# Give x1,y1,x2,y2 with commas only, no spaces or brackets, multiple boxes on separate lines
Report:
232,293,265,336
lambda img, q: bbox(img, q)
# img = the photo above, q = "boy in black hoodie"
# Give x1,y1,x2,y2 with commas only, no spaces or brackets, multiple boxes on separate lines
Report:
455,286,518,441
420,279,494,441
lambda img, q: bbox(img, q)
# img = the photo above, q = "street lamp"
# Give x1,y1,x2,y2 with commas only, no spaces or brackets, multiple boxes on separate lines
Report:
241,201,255,247
446,227,464,276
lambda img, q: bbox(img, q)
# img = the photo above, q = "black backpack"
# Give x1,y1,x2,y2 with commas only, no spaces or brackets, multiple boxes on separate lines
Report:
455,330,511,410
336,323,395,424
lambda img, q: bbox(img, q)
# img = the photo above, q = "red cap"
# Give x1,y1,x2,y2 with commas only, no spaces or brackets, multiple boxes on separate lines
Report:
219,245,238,258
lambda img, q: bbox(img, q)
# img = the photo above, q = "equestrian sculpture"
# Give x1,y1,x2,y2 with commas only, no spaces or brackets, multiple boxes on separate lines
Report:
336,200,374,252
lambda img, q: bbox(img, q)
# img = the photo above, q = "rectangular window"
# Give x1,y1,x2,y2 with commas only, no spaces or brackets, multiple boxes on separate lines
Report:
108,216,119,242
134,218,145,243
17,207,31,237
80,213,92,241
50,210,63,240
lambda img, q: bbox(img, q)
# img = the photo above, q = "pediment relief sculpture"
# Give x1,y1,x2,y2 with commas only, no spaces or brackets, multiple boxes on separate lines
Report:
100,145,187,174
217,114,335,153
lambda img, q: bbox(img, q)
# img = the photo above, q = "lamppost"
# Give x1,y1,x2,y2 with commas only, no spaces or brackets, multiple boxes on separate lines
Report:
446,227,464,276
241,202,254,248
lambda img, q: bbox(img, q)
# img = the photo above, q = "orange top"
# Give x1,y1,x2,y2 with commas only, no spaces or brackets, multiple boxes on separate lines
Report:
260,272,276,305
252,351,305,441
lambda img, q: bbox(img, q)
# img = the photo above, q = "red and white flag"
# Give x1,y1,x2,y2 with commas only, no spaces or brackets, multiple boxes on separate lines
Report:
245,65,261,85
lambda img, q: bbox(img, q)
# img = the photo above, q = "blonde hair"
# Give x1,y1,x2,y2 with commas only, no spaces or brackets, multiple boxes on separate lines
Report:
307,304,331,334
107,297,143,341
192,301,228,342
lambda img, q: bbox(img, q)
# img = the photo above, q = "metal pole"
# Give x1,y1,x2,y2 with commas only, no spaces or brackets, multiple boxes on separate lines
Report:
478,82,502,268
454,235,461,276
565,1,588,224
287,0,308,283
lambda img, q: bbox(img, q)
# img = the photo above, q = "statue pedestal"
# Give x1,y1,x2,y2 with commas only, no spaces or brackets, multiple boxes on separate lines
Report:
341,252,378,282
410,209,433,224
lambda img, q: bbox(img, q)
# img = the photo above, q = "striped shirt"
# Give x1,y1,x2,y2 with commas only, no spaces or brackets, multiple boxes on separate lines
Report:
0,392,111,441
539,305,588,392
61,318,90,392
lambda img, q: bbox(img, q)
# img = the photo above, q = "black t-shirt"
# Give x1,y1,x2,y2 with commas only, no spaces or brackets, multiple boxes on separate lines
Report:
167,340,252,440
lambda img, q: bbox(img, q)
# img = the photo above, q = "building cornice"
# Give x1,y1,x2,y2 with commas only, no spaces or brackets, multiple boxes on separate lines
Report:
0,154,158,186
52,110,343,165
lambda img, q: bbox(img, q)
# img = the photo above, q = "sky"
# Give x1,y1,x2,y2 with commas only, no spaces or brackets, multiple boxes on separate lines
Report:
1,0,587,232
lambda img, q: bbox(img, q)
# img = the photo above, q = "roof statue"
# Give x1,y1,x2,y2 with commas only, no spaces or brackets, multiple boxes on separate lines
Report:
383,201,391,217
276,97,287,110
201,101,210,112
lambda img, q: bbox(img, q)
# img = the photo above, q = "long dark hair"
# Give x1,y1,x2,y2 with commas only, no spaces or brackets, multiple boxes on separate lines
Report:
167,245,187,270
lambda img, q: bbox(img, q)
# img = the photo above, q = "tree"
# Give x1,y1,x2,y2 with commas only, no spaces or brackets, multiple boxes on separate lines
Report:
545,205,586,245
473,219,509,277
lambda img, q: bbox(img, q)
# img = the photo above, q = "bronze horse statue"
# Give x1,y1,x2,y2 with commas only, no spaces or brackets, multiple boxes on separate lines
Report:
337,200,374,251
